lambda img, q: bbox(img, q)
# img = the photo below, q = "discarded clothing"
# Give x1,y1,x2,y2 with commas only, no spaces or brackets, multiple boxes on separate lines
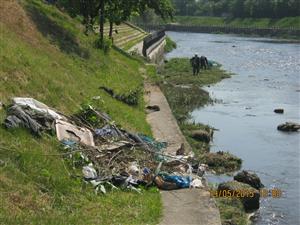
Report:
13,97,63,120
95,124,121,138
82,164,97,180
4,105,51,135
55,119,95,146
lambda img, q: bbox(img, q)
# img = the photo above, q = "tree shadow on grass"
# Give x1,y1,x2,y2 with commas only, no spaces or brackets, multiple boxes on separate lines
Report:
25,4,90,59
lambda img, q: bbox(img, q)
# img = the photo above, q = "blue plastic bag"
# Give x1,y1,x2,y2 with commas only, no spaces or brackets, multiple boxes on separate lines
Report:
161,175,191,189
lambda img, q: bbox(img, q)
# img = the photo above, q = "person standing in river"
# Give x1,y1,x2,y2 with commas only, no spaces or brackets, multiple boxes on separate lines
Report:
190,54,200,75
200,55,209,70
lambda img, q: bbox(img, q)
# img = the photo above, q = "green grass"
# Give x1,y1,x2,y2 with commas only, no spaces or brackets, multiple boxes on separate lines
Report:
0,0,161,224
216,198,248,225
174,16,300,29
122,35,147,51
164,36,177,53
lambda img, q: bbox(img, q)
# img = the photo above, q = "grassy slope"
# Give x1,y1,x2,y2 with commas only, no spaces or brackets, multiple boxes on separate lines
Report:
174,16,300,29
0,0,161,224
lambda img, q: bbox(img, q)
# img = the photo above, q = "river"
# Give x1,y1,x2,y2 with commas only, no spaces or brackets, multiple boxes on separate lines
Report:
165,32,300,225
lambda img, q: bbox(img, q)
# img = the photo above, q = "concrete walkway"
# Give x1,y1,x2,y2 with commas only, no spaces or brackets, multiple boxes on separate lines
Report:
144,82,222,225
144,83,191,155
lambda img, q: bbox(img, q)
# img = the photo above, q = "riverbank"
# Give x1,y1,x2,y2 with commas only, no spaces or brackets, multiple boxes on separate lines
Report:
174,16,300,29
158,58,242,173
144,81,222,225
135,16,300,40
164,31,300,225
154,58,247,224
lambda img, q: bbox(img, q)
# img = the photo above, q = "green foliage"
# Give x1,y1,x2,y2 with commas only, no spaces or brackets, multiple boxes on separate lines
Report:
171,0,300,18
164,36,177,53
199,152,242,173
121,88,141,106
216,198,248,225
95,37,112,54
75,103,106,127
174,15,300,29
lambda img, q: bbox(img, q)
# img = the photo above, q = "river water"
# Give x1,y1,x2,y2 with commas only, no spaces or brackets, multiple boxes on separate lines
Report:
166,32,300,225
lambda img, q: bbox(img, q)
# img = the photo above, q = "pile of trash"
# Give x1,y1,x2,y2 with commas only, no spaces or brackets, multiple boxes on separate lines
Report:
3,97,208,194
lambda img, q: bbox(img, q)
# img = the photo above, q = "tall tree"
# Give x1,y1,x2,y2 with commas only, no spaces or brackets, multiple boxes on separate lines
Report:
58,0,174,47
99,0,105,46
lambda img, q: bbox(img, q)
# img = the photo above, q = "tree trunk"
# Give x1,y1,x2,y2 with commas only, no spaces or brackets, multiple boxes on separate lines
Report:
109,20,113,39
99,0,105,48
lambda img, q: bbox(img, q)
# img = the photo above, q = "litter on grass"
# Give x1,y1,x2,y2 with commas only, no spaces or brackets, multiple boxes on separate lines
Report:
3,97,209,193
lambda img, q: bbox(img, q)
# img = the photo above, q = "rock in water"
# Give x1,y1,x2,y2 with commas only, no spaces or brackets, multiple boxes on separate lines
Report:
277,122,300,132
190,130,211,143
218,181,260,211
274,108,284,114
234,170,263,189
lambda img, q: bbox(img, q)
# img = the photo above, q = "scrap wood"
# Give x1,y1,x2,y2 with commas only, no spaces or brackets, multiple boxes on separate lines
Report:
96,141,133,152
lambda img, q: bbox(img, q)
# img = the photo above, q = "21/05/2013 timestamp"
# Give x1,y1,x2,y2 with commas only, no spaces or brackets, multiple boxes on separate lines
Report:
210,188,282,198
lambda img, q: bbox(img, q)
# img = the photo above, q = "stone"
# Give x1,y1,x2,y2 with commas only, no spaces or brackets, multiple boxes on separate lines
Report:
190,130,211,143
218,181,260,211
176,143,185,155
274,108,284,114
234,170,263,189
277,122,300,132
146,105,160,112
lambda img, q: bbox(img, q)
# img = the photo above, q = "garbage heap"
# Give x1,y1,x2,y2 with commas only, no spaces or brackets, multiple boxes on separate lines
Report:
3,98,207,194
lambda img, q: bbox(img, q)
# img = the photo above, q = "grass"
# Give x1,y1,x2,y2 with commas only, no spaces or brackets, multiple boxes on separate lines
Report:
164,36,177,53
174,16,300,29
0,0,161,224
216,198,248,225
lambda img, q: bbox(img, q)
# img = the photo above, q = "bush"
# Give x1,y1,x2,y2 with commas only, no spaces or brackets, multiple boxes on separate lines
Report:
95,37,112,54
164,36,177,53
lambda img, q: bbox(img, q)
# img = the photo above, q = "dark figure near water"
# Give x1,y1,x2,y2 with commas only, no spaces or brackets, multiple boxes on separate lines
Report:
200,56,209,70
190,54,200,75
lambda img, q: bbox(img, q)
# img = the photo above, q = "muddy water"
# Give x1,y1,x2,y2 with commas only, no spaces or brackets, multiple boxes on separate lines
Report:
166,32,300,225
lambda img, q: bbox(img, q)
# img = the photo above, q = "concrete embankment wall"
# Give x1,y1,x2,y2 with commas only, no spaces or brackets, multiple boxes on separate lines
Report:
146,36,166,64
142,30,166,64
137,24,300,37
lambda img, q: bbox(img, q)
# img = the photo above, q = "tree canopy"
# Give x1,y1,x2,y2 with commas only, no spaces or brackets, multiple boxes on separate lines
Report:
57,0,173,46
171,0,300,18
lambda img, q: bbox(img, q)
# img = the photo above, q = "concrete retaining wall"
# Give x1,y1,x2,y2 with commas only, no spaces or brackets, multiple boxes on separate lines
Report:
147,37,166,64
137,24,300,37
